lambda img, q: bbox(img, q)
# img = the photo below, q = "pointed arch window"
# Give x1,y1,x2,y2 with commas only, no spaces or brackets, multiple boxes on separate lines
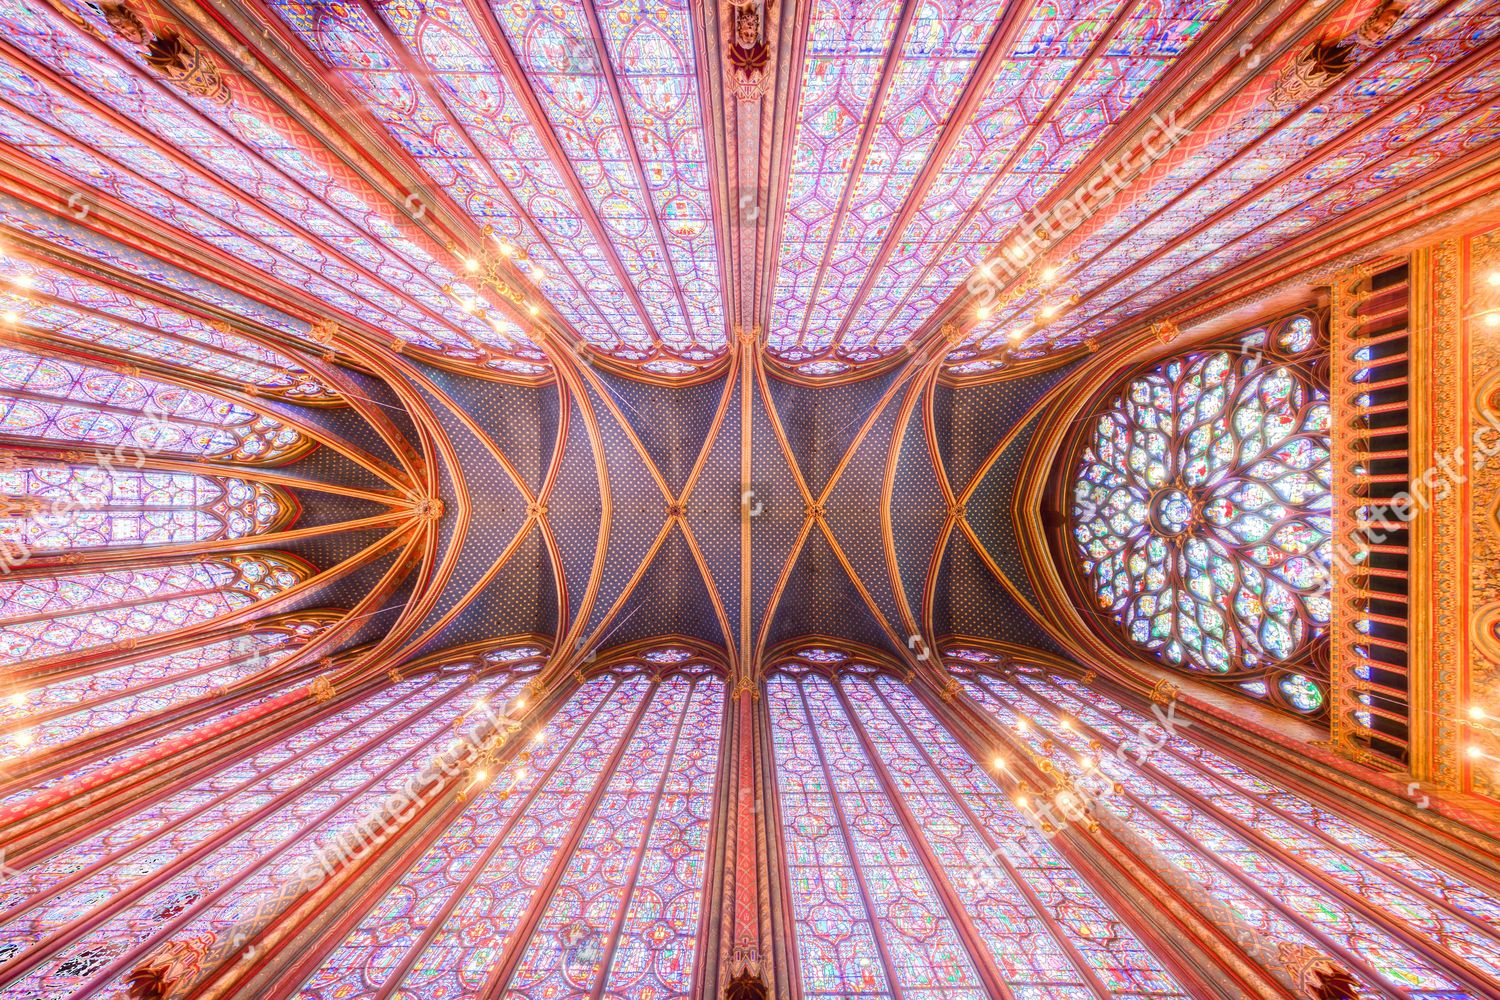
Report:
764,659,1187,998
0,553,311,664
0,646,542,995
0,258,336,401
0,612,332,760
0,347,310,464
0,464,295,551
1069,311,1333,715
296,655,727,999
952,654,1500,996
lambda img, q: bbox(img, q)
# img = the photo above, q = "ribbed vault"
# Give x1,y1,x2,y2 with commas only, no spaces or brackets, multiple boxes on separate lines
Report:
5,1,1500,997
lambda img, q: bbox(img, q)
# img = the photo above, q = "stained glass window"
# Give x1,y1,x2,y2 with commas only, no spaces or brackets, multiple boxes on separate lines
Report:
0,646,538,995
296,655,725,999
1070,312,1333,713
770,1,1232,374
0,0,546,375
0,464,292,551
0,615,327,759
263,0,726,375
954,657,1500,994
0,347,309,465
766,661,1186,997
0,257,335,401
0,553,310,664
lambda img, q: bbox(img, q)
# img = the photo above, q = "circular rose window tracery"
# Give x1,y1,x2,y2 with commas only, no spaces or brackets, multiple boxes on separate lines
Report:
1069,313,1333,715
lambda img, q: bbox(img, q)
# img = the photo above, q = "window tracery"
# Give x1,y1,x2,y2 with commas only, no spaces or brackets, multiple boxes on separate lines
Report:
951,654,1500,996
0,464,293,551
296,652,726,999
1070,311,1333,715
0,346,310,465
0,256,336,401
0,612,330,760
765,655,1186,998
0,553,311,664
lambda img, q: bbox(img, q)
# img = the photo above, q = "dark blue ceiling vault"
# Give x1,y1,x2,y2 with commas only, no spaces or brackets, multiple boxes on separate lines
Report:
328,344,1080,678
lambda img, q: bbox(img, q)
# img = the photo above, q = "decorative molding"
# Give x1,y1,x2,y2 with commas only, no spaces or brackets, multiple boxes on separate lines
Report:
1327,263,1370,763
723,0,775,100
1422,241,1458,787
1464,227,1500,798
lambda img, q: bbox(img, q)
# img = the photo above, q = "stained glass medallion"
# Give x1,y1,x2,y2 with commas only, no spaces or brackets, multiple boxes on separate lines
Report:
1070,311,1334,714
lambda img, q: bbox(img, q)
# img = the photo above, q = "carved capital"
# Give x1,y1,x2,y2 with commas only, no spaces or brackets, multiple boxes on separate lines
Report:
309,675,336,702
1149,318,1180,345
1148,678,1181,705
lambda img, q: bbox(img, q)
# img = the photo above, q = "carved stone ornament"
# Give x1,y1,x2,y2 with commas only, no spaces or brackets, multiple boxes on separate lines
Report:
309,675,336,702
1275,941,1361,1000
1267,3,1402,112
309,319,340,345
146,31,232,105
724,946,769,1000
1149,318,1180,345
99,1,149,43
725,0,773,100
1148,678,1181,705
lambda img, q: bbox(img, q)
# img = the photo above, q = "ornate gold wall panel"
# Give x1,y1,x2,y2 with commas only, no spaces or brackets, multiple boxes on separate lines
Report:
1462,227,1500,800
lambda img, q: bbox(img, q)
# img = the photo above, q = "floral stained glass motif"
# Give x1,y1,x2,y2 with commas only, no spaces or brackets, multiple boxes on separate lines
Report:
957,665,1500,993
0,347,309,464
0,554,309,664
766,666,1185,997
0,465,292,551
1071,315,1332,712
296,659,725,999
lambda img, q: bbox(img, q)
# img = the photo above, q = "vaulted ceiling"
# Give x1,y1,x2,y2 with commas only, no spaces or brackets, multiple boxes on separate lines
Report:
2,0,1497,677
